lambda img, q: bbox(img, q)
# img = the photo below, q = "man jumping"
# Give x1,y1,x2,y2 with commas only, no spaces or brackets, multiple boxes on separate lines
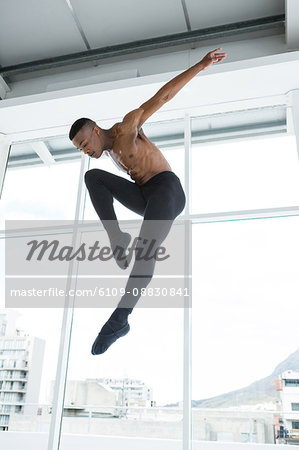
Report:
69,47,227,355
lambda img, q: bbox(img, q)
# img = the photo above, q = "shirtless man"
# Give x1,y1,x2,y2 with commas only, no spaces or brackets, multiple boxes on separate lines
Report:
69,48,227,355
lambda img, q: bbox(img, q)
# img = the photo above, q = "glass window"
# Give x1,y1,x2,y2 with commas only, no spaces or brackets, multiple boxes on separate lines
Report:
2,110,298,449
0,154,81,439
191,133,299,214
60,307,183,443
0,159,81,228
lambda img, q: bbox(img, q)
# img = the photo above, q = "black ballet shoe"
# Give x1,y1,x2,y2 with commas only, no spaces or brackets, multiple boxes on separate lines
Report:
110,232,131,270
91,321,130,355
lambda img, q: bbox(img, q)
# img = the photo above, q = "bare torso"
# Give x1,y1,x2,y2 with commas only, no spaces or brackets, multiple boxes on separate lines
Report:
105,122,172,186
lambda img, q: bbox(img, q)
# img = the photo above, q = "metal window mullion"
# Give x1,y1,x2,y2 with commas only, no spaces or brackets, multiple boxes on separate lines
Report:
183,113,192,450
289,90,299,161
190,206,299,223
1,206,298,239
47,154,88,450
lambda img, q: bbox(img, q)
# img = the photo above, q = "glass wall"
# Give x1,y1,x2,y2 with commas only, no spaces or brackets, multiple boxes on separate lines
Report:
1,110,299,450
0,154,81,443
192,216,299,444
0,158,81,226
191,118,299,446
191,135,299,214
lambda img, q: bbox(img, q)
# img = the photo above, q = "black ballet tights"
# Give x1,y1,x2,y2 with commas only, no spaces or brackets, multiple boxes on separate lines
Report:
85,169,186,334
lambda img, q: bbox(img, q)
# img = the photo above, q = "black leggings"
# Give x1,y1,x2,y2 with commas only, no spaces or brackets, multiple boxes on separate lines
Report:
84,169,186,310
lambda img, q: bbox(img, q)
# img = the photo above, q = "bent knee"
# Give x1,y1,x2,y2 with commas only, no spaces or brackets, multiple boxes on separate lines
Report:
84,168,107,187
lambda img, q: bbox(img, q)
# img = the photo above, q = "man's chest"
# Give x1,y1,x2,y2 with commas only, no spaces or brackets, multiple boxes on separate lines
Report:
110,142,136,170
110,129,147,165
106,128,158,174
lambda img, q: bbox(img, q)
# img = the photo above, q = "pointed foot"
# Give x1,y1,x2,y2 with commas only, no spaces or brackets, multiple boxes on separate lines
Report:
91,321,130,355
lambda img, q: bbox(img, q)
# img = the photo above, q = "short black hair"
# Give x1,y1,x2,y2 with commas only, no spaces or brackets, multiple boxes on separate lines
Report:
69,117,94,141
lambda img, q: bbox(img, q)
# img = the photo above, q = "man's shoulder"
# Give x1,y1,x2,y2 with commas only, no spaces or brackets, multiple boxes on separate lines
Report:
123,108,144,122
120,108,144,130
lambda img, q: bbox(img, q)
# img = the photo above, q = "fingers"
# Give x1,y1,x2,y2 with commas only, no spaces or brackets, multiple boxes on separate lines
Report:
213,55,226,59
211,53,227,64
210,47,226,54
205,47,227,65
209,48,227,61
212,52,227,57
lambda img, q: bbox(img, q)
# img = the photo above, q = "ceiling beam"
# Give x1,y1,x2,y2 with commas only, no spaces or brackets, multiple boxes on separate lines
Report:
286,0,299,49
0,15,285,78
30,142,55,166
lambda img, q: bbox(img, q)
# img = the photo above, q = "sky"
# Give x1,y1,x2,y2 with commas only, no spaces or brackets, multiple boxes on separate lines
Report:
0,133,299,407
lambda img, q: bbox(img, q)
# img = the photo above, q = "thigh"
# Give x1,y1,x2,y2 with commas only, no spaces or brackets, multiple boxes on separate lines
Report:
137,177,186,247
85,169,147,216
138,192,176,249
141,173,186,221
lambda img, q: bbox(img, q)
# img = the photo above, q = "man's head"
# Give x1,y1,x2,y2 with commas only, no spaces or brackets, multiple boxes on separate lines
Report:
69,117,103,158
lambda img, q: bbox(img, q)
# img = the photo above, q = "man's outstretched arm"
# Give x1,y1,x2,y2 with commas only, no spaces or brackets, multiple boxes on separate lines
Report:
135,48,227,128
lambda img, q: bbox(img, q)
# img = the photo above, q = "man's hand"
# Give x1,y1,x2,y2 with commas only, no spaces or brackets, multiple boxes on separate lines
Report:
200,48,227,70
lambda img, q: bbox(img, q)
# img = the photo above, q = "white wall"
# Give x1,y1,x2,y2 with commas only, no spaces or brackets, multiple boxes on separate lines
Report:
2,49,299,144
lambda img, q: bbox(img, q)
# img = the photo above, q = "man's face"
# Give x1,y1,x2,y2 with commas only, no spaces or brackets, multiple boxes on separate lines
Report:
72,126,102,158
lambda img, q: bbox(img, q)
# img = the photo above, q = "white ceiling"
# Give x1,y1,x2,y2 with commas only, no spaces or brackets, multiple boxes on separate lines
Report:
70,0,187,48
0,0,86,66
186,0,284,29
0,0,285,67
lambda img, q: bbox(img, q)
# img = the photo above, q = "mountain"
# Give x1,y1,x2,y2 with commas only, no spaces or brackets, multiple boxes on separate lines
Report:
191,347,299,408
